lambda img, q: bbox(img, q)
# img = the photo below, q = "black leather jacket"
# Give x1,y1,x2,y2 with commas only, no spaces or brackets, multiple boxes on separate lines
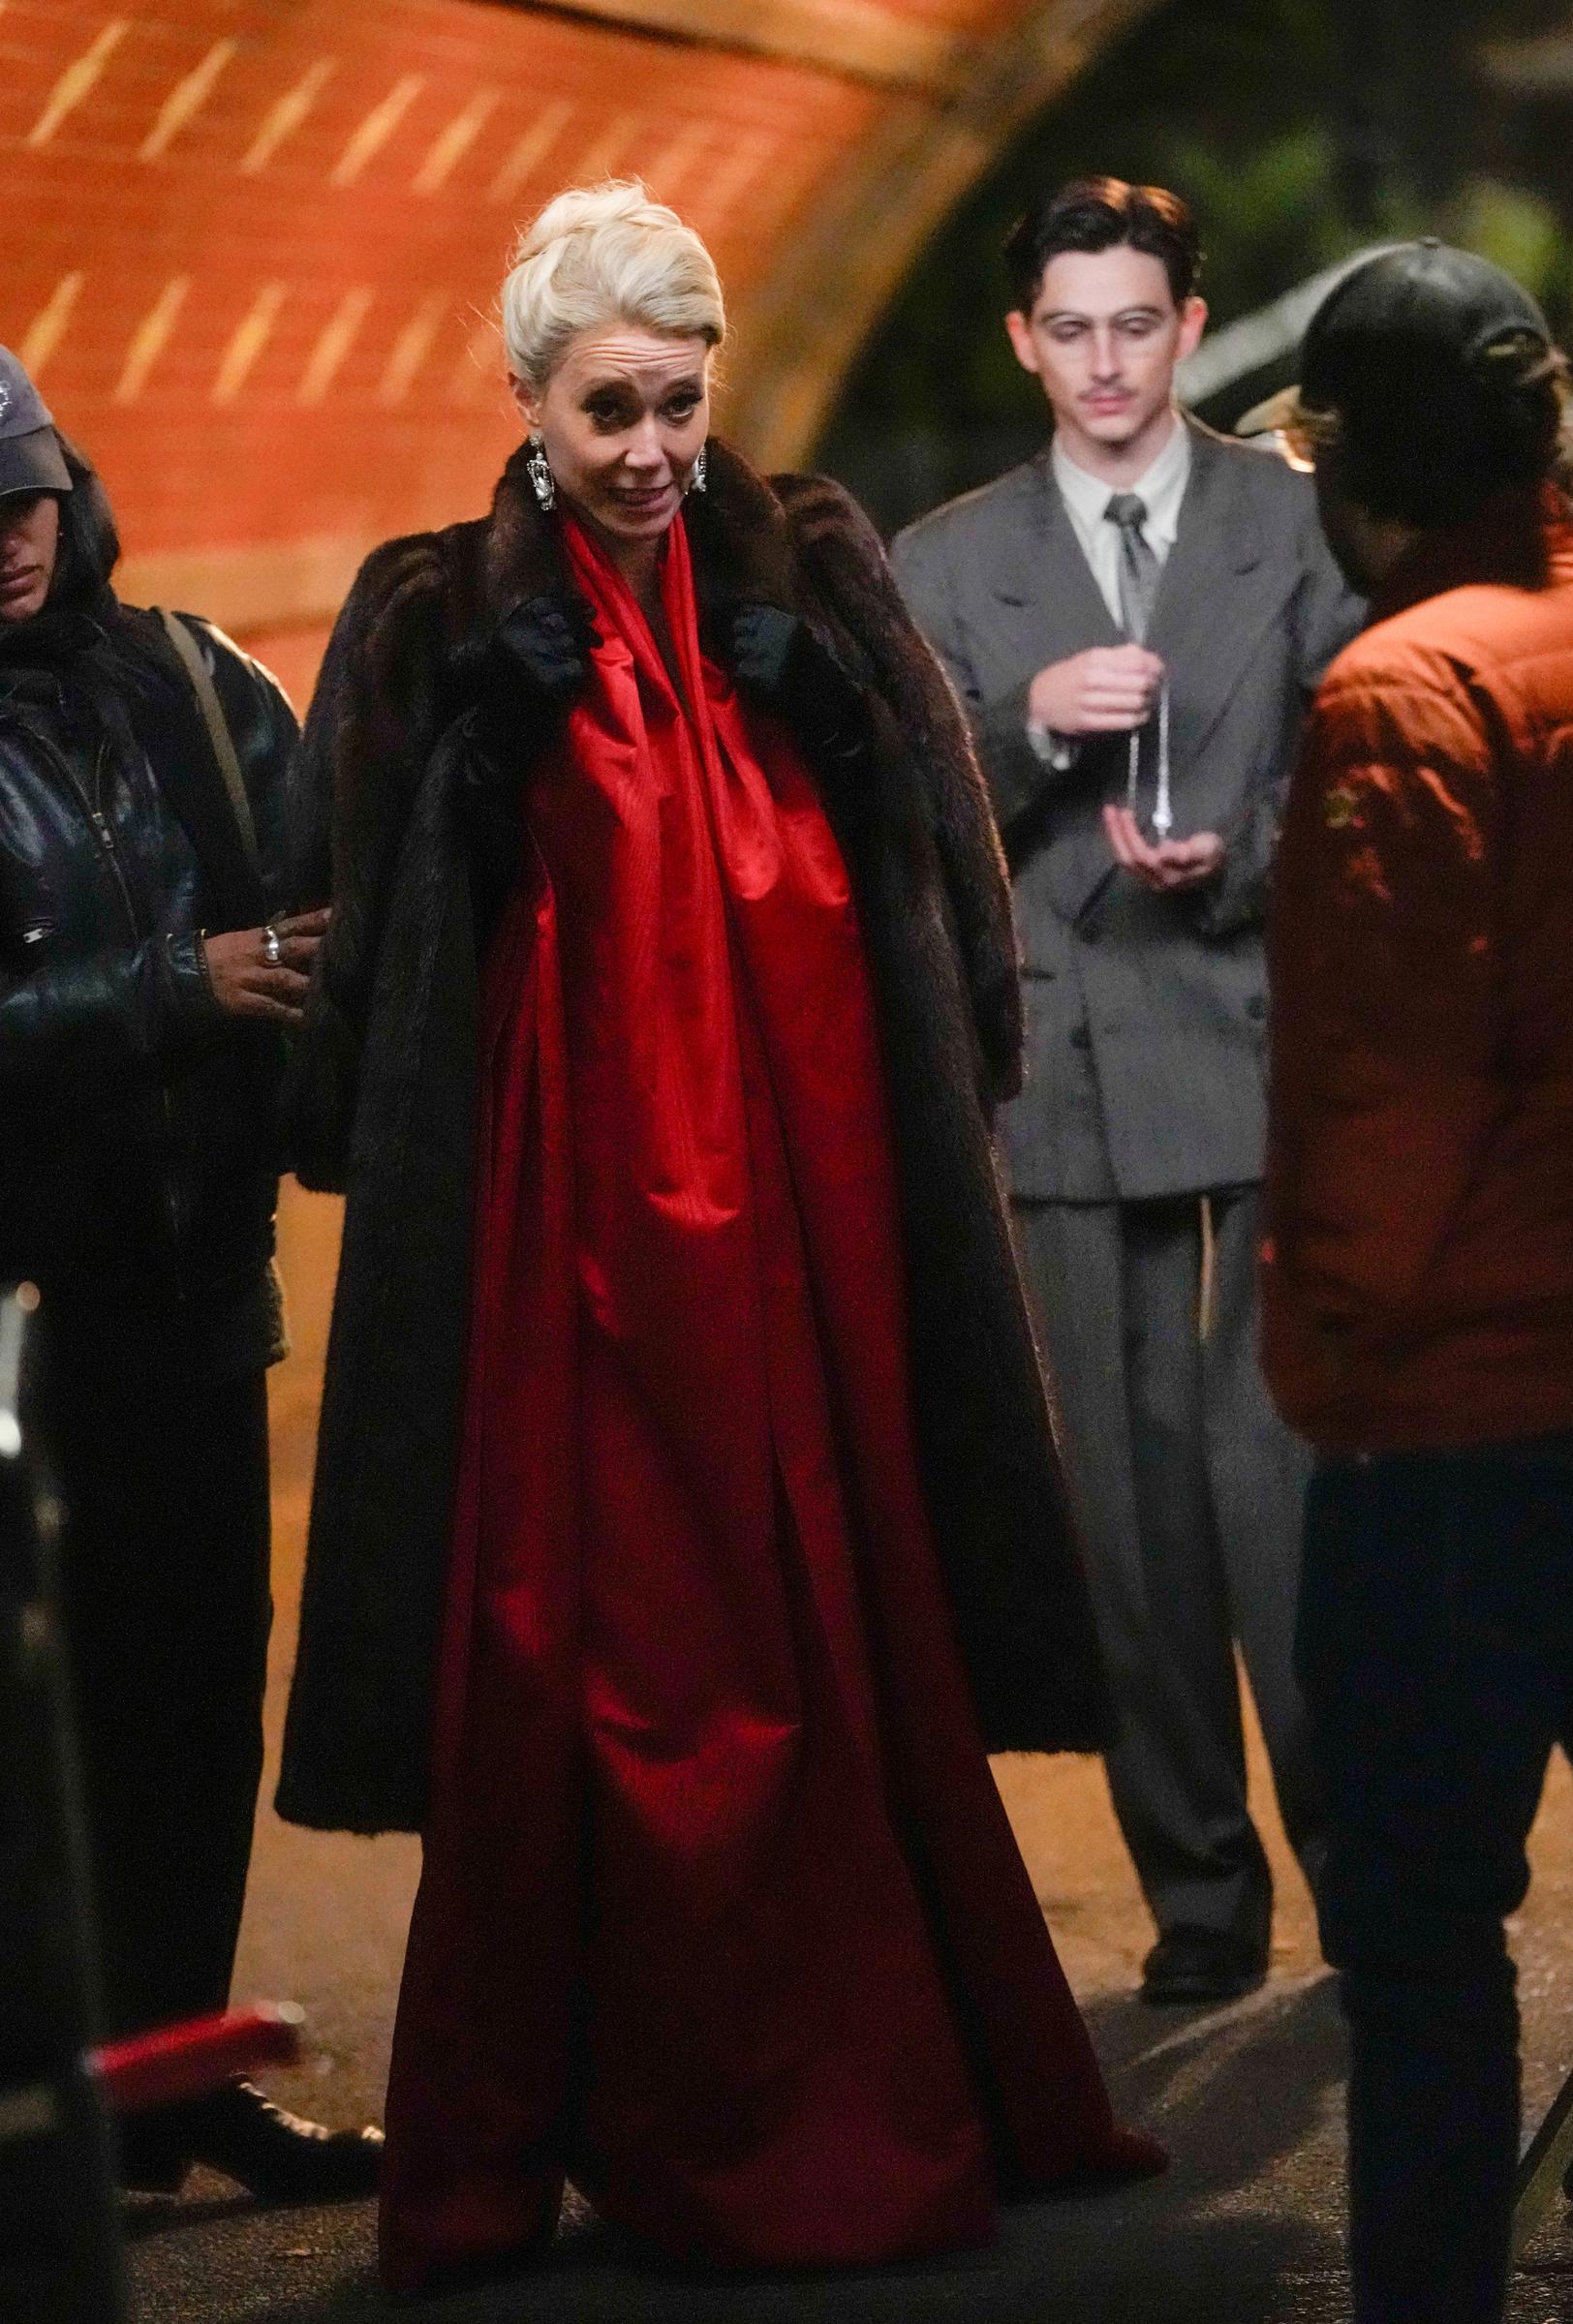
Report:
0,441,298,1329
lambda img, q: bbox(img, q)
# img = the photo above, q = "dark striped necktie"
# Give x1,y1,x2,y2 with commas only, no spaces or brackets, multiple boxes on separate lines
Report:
1104,490,1159,642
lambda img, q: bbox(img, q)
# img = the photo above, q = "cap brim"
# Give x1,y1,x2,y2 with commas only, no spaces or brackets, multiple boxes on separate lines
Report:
0,425,72,499
1234,384,1305,439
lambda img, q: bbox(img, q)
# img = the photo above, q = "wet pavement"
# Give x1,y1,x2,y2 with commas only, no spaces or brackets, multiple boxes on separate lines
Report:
116,1185,1573,2321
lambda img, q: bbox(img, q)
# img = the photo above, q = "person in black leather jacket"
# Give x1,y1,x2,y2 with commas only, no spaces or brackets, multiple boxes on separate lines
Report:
0,346,381,2201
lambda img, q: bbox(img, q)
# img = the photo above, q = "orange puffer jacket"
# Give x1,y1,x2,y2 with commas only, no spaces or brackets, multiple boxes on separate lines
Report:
1263,483,1573,1454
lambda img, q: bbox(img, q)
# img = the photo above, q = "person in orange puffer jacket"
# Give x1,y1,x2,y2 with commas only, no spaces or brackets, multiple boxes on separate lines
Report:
1263,241,1573,2324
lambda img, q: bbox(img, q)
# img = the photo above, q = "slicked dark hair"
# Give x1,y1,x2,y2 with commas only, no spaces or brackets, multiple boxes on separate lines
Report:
1004,176,1202,315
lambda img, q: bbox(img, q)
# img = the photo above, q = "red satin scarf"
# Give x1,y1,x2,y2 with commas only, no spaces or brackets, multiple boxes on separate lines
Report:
379,508,1133,2294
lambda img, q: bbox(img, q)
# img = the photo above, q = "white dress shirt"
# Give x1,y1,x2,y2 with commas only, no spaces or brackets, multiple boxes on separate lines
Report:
1051,414,1192,627
1027,413,1192,766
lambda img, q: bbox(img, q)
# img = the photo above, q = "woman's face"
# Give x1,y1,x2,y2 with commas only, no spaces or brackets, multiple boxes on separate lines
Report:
0,492,61,624
512,323,710,552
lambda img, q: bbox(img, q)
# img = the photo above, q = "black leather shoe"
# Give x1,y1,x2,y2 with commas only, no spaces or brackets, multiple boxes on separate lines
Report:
122,2081,383,2203
115,2119,192,2197
1140,1927,1268,2005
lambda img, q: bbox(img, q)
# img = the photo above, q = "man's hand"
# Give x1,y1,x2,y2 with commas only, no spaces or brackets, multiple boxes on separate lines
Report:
1103,806,1225,893
201,907,329,1024
1029,645,1165,737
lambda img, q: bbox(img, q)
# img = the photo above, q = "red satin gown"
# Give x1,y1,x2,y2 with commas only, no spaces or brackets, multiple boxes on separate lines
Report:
378,511,1157,2293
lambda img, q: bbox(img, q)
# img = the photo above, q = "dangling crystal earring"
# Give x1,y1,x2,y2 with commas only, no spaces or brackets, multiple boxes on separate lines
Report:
526,434,556,512
687,442,708,495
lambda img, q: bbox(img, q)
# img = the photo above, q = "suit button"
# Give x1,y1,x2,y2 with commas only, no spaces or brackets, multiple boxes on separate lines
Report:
1081,923,1101,944
1246,994,1266,1022
1069,1025,1092,1051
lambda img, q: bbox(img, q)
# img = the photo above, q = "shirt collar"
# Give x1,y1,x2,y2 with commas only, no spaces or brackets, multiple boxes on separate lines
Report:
1052,412,1192,548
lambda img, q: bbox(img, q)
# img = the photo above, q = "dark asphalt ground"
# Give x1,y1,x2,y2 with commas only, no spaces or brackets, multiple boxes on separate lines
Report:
43,1189,1573,2320
116,1964,1573,2324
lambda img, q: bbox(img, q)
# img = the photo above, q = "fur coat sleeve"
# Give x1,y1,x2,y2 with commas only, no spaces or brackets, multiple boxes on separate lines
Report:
284,533,456,1192
775,474,1025,1106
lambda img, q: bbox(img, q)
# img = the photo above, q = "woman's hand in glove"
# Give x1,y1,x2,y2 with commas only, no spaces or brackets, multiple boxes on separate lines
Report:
725,605,870,765
473,592,598,763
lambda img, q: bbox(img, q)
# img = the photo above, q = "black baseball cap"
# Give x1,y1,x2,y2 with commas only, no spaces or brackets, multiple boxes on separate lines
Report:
0,346,73,500
1298,238,1552,420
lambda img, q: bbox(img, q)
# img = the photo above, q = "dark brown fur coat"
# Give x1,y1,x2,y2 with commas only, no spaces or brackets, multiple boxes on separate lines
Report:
275,439,1105,1835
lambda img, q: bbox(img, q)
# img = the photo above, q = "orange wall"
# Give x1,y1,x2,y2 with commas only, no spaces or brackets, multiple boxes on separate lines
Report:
1,0,1123,698
0,1,883,612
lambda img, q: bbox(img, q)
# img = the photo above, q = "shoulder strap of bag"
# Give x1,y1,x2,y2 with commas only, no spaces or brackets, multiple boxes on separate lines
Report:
155,607,262,878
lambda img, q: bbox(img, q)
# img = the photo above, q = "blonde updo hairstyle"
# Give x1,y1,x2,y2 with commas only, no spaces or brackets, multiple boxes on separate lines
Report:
501,179,725,394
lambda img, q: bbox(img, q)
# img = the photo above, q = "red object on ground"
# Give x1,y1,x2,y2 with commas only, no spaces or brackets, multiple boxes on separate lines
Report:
379,513,1161,2294
93,2005,303,2116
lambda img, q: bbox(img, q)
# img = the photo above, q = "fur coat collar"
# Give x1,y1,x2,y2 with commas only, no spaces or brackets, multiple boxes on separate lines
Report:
479,435,802,627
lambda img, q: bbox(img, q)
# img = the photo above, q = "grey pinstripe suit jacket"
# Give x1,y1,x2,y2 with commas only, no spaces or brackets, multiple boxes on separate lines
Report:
892,418,1363,1203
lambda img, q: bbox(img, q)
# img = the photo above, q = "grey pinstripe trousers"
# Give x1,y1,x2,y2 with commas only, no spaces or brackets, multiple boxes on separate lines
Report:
1015,1190,1324,1948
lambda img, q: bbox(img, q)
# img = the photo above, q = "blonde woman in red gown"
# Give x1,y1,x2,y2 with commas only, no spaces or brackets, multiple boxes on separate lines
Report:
277,180,1164,2294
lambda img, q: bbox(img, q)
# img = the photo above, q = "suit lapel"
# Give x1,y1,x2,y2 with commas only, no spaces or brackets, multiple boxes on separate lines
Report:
1147,421,1285,762
986,456,1124,927
989,449,1124,666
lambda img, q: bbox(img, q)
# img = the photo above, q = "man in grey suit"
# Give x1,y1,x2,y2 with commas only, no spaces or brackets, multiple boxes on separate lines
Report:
893,177,1362,2003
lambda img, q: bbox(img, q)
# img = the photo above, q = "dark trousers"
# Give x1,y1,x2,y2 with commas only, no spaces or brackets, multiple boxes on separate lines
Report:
1016,1192,1323,1947
50,1355,272,2043
1299,1439,1573,2324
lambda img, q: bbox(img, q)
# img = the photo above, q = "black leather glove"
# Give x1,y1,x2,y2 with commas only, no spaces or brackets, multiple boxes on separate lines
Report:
725,604,871,768
457,593,597,943
472,591,598,767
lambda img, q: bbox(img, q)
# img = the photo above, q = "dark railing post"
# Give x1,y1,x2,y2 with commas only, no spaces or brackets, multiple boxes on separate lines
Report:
0,1284,129,2324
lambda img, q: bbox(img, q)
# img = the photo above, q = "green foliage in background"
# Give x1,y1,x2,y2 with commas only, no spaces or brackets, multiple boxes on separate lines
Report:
818,0,1573,529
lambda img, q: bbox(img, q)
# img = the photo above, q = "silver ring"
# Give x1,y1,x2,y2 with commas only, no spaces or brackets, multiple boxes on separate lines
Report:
262,924,282,967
